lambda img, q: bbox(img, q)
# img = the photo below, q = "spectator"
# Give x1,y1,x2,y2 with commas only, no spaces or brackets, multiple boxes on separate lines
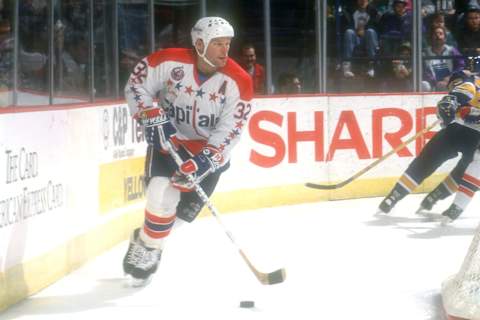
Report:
341,0,380,79
438,0,455,14
454,0,480,14
58,31,89,94
118,0,148,54
0,19,13,87
0,18,12,107
421,0,436,17
17,0,49,93
239,43,265,94
455,6,480,56
378,0,413,57
276,72,302,94
424,12,457,47
119,48,142,88
379,41,412,91
423,26,464,91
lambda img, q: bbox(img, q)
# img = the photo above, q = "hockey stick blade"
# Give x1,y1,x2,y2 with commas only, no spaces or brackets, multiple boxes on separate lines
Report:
264,268,287,285
305,119,440,190
239,250,286,285
257,268,286,285
164,139,287,286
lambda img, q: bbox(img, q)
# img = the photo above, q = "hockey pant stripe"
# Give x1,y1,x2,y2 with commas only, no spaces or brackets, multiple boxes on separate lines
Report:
144,210,176,239
443,175,459,193
463,173,480,188
458,173,480,199
458,185,476,198
399,174,418,193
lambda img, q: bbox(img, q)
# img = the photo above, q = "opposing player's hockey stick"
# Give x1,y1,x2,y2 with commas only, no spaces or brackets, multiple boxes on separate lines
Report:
164,140,286,285
306,119,441,190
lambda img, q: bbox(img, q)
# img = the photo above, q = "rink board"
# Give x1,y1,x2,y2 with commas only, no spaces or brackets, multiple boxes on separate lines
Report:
0,93,454,311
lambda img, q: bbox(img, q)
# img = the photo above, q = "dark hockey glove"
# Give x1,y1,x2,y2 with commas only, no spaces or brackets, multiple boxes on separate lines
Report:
135,107,176,151
171,145,223,191
437,95,459,126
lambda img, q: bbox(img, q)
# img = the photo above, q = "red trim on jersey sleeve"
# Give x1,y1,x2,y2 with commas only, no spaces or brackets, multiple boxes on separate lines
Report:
220,58,254,101
147,48,195,67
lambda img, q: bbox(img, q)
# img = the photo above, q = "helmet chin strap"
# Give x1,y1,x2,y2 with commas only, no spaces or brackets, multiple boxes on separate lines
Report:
195,46,216,68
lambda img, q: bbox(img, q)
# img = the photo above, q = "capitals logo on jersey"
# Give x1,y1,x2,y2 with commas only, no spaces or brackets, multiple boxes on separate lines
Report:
125,48,253,161
171,66,185,81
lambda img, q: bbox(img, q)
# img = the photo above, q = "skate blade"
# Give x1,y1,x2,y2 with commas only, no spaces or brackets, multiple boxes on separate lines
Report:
374,209,388,217
440,216,453,226
415,207,428,216
124,274,152,288
415,210,441,220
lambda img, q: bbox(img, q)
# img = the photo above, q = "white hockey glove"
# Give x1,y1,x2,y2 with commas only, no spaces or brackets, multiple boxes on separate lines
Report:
458,106,480,125
171,145,223,192
135,107,176,151
436,95,459,127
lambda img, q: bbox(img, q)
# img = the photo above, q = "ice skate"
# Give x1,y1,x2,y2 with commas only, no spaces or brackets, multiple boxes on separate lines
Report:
416,194,437,215
440,204,463,226
376,184,411,216
123,228,163,287
377,197,396,215
415,185,451,215
377,188,405,215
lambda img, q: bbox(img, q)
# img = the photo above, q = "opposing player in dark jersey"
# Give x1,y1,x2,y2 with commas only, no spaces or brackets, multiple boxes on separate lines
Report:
122,16,253,286
377,56,480,221
417,57,480,223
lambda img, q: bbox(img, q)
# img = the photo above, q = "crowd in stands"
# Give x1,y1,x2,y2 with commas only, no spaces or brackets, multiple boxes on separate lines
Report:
337,0,480,92
4,0,480,104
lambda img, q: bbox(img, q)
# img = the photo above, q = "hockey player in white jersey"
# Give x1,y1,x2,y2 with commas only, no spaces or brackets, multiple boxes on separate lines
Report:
122,16,253,285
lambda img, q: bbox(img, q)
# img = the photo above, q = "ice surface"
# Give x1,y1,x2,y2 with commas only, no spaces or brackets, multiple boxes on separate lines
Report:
1,194,479,320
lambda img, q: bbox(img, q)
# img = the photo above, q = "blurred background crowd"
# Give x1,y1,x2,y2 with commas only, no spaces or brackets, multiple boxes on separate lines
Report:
0,0,477,107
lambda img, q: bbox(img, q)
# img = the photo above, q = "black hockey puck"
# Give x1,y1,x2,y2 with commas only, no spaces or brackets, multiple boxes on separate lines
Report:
239,300,255,308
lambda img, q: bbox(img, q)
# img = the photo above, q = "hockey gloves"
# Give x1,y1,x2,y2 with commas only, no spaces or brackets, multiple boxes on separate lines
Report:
171,145,224,192
458,106,480,125
437,95,459,126
135,107,176,152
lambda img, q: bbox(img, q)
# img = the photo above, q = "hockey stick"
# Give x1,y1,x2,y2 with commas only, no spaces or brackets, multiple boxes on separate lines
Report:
306,119,441,190
164,140,286,285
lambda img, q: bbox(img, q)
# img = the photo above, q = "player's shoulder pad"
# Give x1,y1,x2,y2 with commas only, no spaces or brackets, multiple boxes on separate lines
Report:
147,48,195,67
220,58,253,101
448,70,475,90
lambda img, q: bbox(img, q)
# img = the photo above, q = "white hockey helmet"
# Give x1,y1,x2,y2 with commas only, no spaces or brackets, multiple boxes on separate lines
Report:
191,17,234,66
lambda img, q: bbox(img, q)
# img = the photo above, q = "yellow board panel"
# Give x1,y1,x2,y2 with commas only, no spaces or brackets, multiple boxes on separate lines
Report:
99,157,146,213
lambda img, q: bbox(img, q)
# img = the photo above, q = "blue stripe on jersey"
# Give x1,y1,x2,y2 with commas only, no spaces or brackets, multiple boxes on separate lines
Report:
144,219,175,232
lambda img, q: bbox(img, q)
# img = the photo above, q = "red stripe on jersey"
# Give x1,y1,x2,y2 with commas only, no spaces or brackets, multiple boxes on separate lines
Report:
145,210,176,224
143,226,172,239
459,185,475,197
147,48,195,67
220,58,254,101
463,173,480,187
146,48,253,101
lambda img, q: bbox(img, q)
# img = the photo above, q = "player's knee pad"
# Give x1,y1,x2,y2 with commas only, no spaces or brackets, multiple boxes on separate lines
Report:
145,177,181,216
465,150,480,177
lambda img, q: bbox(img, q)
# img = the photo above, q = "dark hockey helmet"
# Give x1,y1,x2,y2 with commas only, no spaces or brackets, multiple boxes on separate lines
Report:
467,56,480,73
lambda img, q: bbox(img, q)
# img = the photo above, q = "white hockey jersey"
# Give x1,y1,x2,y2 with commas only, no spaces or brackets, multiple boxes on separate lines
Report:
125,48,253,164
